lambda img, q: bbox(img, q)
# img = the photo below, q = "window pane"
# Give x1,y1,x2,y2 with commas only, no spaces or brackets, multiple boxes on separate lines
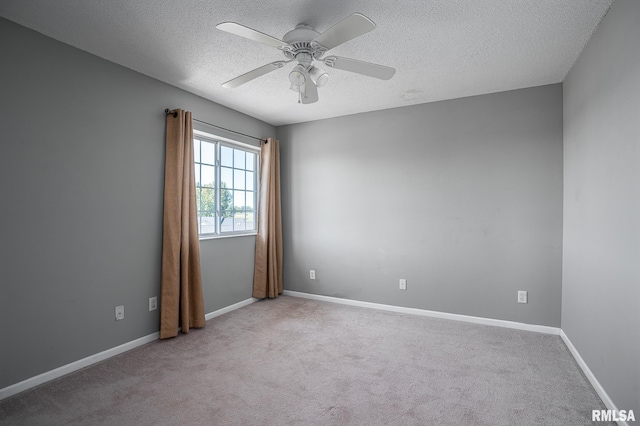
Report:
245,211,255,231
195,140,258,237
200,188,215,216
233,190,245,210
201,164,215,186
234,212,246,231
245,192,254,209
193,140,201,163
199,213,216,235
234,148,245,169
246,152,255,171
234,169,245,190
220,186,232,217
220,211,233,233
220,167,232,189
201,141,215,165
194,164,201,186
246,171,254,190
221,146,233,167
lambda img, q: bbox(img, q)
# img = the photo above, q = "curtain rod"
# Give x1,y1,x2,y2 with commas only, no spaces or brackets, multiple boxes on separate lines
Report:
164,108,264,142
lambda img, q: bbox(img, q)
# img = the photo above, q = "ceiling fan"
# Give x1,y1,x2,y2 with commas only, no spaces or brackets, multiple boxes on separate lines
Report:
216,13,396,104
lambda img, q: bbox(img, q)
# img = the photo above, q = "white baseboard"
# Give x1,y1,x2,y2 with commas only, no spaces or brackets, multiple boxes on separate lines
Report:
205,297,260,321
283,290,560,335
560,330,627,426
0,297,259,401
0,332,159,401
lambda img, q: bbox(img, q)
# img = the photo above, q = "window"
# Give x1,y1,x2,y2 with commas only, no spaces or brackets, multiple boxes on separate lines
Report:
193,131,259,238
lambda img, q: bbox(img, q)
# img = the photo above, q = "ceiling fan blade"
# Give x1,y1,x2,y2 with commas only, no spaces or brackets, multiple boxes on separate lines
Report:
216,22,290,49
324,56,396,80
312,13,375,51
301,74,319,104
222,61,287,89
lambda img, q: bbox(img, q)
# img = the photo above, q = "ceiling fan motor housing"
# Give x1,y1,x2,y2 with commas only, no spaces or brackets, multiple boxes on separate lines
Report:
282,24,326,63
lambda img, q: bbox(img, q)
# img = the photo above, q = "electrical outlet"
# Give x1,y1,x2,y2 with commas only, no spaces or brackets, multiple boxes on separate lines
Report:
518,291,528,304
149,297,158,311
115,305,125,320
399,279,407,290
310,270,316,280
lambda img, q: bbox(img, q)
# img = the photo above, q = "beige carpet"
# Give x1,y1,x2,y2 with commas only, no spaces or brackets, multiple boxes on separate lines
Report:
0,295,610,425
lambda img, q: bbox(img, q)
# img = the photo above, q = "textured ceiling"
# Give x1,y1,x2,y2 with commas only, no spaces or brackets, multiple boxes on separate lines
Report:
0,1,612,126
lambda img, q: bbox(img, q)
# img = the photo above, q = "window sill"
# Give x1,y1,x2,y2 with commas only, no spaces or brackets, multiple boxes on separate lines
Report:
199,232,258,241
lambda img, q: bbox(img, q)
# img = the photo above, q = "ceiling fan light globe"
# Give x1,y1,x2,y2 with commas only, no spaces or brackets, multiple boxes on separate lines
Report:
289,70,305,85
309,66,329,87
289,65,306,85
316,73,329,87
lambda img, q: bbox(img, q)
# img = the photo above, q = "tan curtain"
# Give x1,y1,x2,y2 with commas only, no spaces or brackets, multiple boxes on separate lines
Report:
160,109,205,339
253,137,283,298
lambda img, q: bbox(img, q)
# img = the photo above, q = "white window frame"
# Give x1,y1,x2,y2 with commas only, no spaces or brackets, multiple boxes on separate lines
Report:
194,129,260,240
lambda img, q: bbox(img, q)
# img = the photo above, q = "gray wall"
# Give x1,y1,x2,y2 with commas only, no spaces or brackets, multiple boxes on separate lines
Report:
0,18,274,389
562,0,640,414
5,2,636,411
278,84,563,327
